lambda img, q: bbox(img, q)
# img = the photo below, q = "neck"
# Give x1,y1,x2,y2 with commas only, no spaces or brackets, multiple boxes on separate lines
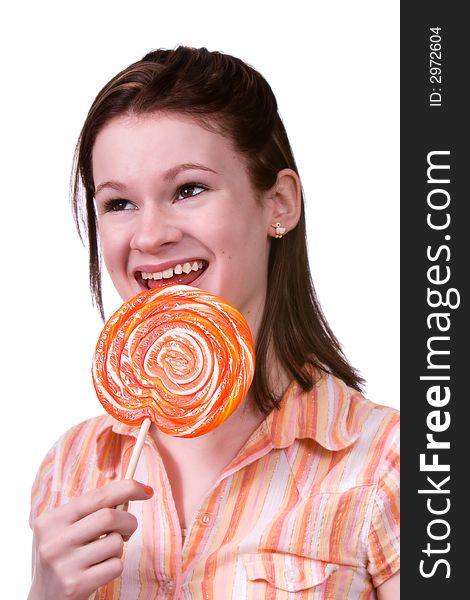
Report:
150,391,265,457
149,358,292,458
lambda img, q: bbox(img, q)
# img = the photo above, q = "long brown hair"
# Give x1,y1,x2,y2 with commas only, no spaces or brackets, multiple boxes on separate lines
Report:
72,46,364,414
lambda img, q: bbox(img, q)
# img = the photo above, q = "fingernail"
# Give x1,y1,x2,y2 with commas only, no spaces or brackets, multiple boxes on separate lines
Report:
143,485,154,496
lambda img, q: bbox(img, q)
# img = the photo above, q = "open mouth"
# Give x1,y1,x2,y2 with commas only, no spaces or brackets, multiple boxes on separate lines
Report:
136,260,208,290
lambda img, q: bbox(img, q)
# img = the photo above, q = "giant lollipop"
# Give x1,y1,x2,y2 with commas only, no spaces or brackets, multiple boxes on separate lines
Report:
92,284,255,478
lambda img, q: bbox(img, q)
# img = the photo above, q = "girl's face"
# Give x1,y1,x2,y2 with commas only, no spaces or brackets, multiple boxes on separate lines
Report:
92,113,275,335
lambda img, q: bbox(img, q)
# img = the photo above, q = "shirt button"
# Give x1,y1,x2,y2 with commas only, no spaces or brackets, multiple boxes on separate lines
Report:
165,580,174,591
200,512,212,526
285,566,302,583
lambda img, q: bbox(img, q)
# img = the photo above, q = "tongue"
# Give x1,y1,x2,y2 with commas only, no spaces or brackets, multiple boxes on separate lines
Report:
147,269,203,289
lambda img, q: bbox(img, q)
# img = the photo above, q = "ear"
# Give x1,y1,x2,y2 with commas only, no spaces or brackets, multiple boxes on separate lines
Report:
265,168,302,237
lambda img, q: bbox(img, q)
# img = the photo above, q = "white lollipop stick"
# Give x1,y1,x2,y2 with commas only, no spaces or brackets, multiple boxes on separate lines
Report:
117,417,151,510
124,417,152,479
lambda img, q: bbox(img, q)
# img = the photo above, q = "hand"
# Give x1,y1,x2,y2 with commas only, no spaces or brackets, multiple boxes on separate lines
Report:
28,479,154,600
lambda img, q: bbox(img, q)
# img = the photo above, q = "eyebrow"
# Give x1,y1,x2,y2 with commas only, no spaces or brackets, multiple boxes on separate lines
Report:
94,163,218,196
163,163,218,181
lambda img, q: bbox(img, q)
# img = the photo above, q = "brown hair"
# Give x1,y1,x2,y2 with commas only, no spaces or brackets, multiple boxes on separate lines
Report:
72,46,364,414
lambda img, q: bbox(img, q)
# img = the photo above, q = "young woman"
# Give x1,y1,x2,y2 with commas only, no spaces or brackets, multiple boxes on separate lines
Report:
29,46,399,599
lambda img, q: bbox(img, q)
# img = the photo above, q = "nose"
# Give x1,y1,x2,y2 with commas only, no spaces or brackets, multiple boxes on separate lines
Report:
130,205,183,253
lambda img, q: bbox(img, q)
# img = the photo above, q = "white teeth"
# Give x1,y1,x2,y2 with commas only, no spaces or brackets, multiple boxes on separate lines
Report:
141,261,204,281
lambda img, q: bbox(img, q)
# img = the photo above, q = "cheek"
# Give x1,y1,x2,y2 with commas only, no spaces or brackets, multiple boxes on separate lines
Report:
231,215,270,259
98,226,126,272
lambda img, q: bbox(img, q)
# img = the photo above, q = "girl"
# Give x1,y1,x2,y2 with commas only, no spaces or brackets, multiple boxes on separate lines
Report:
29,46,399,599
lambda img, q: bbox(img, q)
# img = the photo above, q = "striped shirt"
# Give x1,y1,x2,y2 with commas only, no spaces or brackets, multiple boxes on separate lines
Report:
30,373,400,599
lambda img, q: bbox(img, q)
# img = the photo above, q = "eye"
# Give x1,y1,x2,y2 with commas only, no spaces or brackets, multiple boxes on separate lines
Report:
176,183,207,200
102,199,135,212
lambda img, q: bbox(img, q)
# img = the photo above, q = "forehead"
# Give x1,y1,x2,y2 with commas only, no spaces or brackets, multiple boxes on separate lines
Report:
93,112,236,157
91,112,250,187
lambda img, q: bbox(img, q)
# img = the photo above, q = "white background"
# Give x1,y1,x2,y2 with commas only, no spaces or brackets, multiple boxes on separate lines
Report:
0,1,398,594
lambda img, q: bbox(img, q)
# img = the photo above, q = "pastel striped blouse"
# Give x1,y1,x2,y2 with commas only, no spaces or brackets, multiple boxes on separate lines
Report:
30,373,400,599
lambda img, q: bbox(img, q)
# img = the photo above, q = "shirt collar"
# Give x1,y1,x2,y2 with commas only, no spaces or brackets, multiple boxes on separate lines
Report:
266,371,375,451
109,420,141,437
96,372,373,454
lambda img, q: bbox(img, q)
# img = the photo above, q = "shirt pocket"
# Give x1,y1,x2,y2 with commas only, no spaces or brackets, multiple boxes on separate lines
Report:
243,553,339,595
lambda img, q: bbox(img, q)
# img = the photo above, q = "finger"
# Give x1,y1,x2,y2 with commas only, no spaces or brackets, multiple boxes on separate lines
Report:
66,508,138,547
74,531,125,569
61,480,153,525
54,556,124,599
82,557,124,595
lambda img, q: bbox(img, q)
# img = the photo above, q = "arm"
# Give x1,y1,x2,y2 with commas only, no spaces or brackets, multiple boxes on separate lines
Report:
377,570,400,600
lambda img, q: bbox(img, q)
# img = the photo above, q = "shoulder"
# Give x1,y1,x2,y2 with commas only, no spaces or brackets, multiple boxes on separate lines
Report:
335,382,400,487
33,414,115,470
55,413,116,443
273,372,399,490
55,415,115,446
354,396,400,478
43,413,118,470
30,414,120,522
290,371,399,460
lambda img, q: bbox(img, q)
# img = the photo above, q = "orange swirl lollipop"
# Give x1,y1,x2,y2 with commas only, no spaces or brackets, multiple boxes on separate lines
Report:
93,284,255,452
